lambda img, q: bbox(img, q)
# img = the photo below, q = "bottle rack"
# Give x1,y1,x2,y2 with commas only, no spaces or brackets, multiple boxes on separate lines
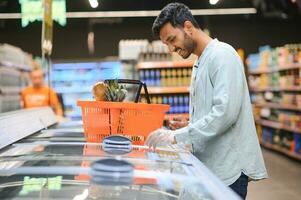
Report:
137,60,194,118
247,43,301,161
141,94,189,115
138,67,192,87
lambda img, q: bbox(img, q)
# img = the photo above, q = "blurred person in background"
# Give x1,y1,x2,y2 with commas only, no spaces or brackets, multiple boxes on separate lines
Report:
21,63,63,117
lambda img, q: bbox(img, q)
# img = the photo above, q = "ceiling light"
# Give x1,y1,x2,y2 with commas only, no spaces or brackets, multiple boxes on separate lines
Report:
0,8,257,20
89,0,99,8
209,0,220,5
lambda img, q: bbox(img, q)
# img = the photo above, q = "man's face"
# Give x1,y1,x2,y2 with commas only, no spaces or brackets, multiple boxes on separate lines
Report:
30,70,44,88
159,22,196,59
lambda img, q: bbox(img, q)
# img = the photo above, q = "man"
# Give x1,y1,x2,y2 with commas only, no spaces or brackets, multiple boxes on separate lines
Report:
21,67,63,116
146,3,267,199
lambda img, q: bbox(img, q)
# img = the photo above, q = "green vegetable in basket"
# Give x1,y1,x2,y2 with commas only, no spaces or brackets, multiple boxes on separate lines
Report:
105,80,127,102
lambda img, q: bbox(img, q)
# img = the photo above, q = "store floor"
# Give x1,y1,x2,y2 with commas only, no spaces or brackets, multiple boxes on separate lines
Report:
248,148,301,200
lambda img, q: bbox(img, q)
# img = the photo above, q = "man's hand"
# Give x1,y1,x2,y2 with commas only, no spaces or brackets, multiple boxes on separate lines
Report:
168,116,188,130
145,128,176,150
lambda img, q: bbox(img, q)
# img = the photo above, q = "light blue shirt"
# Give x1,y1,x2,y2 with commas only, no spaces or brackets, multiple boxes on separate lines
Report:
174,39,268,185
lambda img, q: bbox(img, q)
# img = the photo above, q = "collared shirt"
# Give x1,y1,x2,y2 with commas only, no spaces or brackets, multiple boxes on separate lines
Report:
174,39,268,185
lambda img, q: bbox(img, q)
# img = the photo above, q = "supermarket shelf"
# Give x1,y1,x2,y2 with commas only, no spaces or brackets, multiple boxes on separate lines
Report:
253,102,301,112
55,87,91,94
53,63,98,70
0,60,31,71
0,86,22,94
143,86,190,94
249,63,301,75
137,60,194,69
250,86,301,92
52,78,96,82
278,63,301,71
165,113,189,120
256,119,301,134
259,140,301,161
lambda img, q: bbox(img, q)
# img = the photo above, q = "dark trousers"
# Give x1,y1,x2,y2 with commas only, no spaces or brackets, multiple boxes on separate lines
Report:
229,173,248,199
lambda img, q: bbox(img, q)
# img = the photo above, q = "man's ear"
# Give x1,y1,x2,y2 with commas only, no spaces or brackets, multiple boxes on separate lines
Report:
183,21,194,36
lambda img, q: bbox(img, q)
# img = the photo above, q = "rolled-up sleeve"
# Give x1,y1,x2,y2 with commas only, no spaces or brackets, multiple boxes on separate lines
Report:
174,50,244,153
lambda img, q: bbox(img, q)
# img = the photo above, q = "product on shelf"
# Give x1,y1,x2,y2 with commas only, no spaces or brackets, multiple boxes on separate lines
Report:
138,40,171,62
297,95,301,107
248,43,301,91
142,94,189,114
295,134,301,155
262,127,273,144
139,68,192,87
262,127,295,152
247,43,301,72
119,39,172,61
118,39,149,61
278,112,301,129
251,92,301,107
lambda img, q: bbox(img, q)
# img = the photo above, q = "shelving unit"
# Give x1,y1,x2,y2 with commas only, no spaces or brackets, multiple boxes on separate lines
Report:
137,60,193,116
144,86,190,94
249,63,300,75
250,86,301,92
137,60,194,69
260,139,301,161
248,44,301,160
0,44,31,113
254,102,301,112
256,119,301,134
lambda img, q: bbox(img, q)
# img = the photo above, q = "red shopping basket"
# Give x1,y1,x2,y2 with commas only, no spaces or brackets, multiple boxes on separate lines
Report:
77,79,170,145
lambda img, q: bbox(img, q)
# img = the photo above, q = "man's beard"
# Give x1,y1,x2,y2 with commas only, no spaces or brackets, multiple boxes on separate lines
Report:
181,32,196,59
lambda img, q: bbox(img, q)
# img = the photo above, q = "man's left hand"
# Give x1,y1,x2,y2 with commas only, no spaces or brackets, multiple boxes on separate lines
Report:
145,128,176,150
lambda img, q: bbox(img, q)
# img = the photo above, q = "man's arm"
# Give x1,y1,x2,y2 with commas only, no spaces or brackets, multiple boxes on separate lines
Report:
49,89,63,116
20,90,26,108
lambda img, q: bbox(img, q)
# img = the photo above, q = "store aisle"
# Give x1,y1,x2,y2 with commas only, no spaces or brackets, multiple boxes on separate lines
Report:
248,148,301,200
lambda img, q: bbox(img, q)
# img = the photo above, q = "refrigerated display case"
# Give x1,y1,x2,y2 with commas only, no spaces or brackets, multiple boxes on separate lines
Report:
51,61,122,119
0,108,240,200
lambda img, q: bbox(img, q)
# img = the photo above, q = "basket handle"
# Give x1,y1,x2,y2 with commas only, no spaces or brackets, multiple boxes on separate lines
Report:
104,79,151,104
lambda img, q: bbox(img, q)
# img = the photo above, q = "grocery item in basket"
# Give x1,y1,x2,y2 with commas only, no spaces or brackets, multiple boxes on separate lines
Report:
92,82,107,101
92,80,127,102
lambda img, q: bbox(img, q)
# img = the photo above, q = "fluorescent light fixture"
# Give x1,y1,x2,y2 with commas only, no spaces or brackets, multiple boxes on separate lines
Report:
209,0,220,5
0,8,257,19
89,0,99,8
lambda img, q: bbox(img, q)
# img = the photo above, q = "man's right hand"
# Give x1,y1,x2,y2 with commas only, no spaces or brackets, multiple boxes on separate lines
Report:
168,115,188,130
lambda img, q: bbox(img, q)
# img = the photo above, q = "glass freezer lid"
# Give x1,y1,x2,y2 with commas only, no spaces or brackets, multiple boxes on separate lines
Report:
0,142,193,176
21,129,86,142
0,142,190,163
0,144,240,199
24,128,85,139
0,142,214,200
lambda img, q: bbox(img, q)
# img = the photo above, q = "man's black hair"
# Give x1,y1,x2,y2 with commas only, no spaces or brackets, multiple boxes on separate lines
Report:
152,3,200,38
